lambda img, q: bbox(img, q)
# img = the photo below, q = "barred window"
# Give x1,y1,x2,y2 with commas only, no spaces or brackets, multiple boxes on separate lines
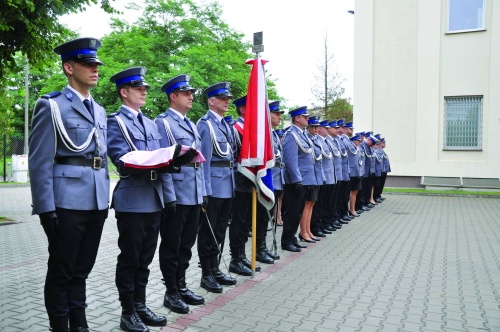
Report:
447,0,485,33
444,96,482,150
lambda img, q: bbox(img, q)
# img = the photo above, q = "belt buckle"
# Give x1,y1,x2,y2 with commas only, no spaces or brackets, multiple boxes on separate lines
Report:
150,170,158,181
194,162,200,169
229,161,234,168
93,157,103,170
280,162,284,169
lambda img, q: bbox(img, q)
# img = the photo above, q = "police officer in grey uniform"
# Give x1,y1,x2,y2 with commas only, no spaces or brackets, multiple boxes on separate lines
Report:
311,120,337,236
196,82,237,293
375,137,390,201
326,120,344,230
347,132,363,217
108,67,195,331
155,74,206,314
335,119,351,223
29,37,109,332
281,106,314,252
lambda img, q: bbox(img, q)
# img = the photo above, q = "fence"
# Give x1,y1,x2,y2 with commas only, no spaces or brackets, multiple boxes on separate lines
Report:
1,134,26,181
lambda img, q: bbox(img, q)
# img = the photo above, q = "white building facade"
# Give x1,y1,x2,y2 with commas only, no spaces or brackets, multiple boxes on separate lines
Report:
353,0,500,187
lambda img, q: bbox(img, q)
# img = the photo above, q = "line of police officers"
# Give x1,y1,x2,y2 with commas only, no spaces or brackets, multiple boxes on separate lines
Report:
28,37,390,332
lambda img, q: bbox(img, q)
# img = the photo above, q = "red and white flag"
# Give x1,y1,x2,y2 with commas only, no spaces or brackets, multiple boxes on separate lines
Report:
238,58,275,210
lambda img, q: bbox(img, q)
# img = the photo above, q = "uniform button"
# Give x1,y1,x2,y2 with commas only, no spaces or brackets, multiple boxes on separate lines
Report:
148,137,151,141
62,172,66,176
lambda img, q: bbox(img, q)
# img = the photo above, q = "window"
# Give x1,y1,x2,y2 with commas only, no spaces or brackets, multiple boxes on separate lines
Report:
447,0,485,32
444,96,482,150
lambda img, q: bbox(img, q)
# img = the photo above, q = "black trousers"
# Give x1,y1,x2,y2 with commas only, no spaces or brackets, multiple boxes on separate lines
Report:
115,211,161,300
229,191,251,254
362,175,374,205
44,208,106,318
197,197,232,260
328,183,340,221
159,204,200,277
311,184,332,233
281,184,306,247
337,180,350,217
374,172,387,199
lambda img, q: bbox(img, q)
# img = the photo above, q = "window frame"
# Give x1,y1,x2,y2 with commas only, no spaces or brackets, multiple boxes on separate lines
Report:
446,0,486,34
443,95,483,151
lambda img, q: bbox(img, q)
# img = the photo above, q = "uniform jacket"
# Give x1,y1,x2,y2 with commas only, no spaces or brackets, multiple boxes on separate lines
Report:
271,130,284,191
282,125,316,186
360,141,373,178
334,136,350,181
374,148,383,177
381,148,391,173
346,141,362,178
107,107,166,212
197,111,235,199
319,136,336,185
326,136,343,182
29,87,110,214
155,109,206,205
307,132,326,185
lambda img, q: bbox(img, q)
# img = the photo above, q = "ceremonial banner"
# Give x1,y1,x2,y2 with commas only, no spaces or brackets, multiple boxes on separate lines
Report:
238,58,275,210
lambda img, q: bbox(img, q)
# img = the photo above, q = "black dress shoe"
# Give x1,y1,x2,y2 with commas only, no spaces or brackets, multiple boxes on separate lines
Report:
320,227,332,234
120,312,148,332
70,328,89,332
298,234,316,243
339,219,349,224
229,260,252,276
334,222,342,228
356,210,363,214
324,225,335,232
281,244,301,252
292,239,307,248
179,287,205,305
212,269,237,285
200,275,223,293
348,212,360,218
341,216,351,222
361,206,371,211
256,249,274,264
376,198,383,203
135,303,167,326
367,203,376,208
265,248,280,260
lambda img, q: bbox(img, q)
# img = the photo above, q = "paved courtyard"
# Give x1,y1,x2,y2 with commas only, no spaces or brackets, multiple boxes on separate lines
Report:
1,182,499,331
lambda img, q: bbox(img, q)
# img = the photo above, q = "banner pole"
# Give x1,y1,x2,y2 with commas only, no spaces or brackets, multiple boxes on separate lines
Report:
251,187,257,277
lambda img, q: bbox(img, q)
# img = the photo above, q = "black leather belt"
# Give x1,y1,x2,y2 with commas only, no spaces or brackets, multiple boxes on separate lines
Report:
183,162,201,169
211,161,234,168
54,157,104,170
127,170,158,181
273,162,284,169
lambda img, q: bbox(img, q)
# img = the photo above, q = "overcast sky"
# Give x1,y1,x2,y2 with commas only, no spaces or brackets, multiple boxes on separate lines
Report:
59,0,355,108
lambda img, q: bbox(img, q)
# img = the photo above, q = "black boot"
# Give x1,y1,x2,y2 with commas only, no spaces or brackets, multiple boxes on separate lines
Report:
177,270,204,305
200,259,222,293
210,256,236,285
229,247,253,276
264,246,280,260
69,308,88,332
49,315,69,332
120,295,148,332
256,241,274,264
240,247,262,272
162,275,189,314
134,289,167,326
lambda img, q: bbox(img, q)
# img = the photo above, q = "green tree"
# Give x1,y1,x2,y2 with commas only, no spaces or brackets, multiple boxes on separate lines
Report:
326,97,353,122
0,0,118,86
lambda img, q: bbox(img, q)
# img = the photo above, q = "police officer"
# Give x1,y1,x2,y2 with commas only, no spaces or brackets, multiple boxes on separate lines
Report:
311,120,337,236
281,106,313,252
260,100,285,261
335,119,351,223
29,37,109,332
375,137,391,202
107,67,195,331
347,133,363,217
155,74,206,314
196,82,237,293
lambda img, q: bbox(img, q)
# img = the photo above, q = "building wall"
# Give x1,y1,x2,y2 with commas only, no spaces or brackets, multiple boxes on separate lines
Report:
354,0,500,179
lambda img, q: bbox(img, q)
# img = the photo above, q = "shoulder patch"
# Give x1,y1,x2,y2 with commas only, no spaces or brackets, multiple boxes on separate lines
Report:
41,91,61,99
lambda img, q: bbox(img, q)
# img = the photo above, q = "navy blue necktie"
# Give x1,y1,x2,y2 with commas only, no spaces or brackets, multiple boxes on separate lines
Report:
137,112,145,128
83,99,94,118
184,117,193,131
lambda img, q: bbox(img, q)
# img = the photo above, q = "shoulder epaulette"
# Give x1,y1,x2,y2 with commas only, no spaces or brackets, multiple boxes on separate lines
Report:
41,91,61,99
108,112,118,118
200,114,209,121
94,100,103,107
157,113,167,119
